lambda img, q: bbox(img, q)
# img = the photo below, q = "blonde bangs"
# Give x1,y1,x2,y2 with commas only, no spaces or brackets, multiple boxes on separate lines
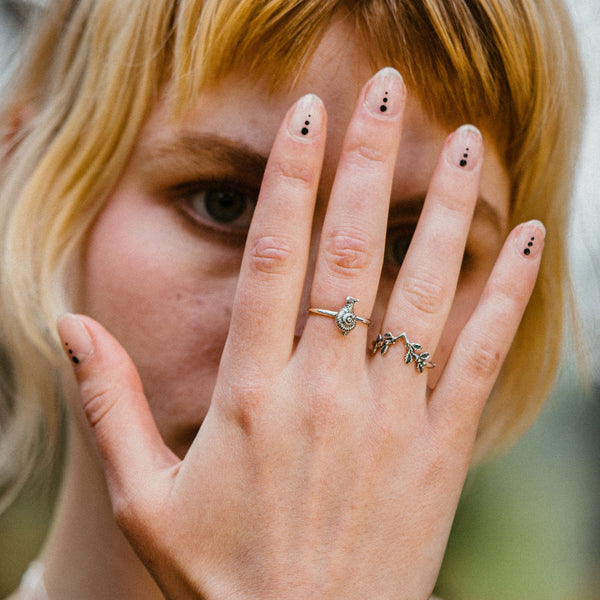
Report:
0,0,584,504
170,0,555,169
169,0,583,458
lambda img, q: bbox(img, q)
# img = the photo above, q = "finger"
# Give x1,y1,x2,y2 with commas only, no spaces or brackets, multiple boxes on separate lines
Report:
381,125,484,358
302,67,406,350
57,314,178,504
429,220,545,440
222,94,326,375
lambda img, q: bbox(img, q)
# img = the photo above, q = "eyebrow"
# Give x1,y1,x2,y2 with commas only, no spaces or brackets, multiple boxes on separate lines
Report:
138,134,506,235
137,134,268,186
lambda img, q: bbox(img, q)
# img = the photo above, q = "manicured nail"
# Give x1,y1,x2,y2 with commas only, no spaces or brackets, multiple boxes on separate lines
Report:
364,67,406,118
447,124,482,171
288,93,324,140
57,314,94,366
515,220,545,259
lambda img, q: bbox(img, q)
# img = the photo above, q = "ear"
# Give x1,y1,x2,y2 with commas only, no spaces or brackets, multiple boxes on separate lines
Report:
1,102,37,161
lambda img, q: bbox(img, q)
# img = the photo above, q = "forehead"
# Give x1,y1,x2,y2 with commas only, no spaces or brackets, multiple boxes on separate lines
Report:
140,19,509,229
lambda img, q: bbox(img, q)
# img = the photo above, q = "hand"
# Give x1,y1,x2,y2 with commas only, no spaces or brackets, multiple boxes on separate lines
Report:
57,67,543,599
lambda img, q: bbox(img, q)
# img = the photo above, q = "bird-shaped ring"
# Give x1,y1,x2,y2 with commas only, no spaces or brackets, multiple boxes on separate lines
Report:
308,296,371,336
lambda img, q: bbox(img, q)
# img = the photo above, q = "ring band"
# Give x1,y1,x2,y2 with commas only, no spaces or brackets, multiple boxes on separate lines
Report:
372,331,435,373
308,296,371,335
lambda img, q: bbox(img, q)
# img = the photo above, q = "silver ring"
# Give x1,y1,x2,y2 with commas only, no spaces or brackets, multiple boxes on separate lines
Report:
308,296,371,335
372,331,435,373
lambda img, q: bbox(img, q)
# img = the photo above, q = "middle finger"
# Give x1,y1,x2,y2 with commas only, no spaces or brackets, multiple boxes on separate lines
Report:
302,67,406,353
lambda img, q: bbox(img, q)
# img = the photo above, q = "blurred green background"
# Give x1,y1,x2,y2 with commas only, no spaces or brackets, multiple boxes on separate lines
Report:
0,0,598,598
438,374,600,600
1,373,598,599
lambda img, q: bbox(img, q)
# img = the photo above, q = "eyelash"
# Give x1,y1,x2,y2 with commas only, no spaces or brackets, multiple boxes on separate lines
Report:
170,180,473,271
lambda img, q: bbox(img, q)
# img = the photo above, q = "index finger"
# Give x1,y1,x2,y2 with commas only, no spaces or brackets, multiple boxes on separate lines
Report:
220,94,326,376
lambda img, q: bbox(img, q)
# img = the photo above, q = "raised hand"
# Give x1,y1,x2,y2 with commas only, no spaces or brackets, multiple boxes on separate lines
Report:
57,67,543,600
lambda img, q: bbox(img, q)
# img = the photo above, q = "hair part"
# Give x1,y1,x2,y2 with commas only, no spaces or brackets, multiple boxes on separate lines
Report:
0,0,584,507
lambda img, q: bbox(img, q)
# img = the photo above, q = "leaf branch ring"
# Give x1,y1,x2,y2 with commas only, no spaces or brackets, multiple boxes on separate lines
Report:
372,331,436,373
308,296,371,336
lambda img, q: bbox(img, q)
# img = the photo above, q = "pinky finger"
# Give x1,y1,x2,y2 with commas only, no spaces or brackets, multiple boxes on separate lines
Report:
429,219,545,439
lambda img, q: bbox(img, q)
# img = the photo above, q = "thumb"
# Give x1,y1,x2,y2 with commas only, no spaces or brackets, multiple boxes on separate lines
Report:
57,314,178,499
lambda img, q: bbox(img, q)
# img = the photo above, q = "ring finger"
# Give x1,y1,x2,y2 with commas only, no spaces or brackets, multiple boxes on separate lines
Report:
374,125,484,372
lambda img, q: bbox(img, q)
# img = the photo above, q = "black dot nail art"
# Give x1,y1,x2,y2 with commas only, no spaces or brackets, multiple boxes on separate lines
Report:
380,91,389,113
460,147,470,168
301,114,311,136
524,237,535,256
65,342,79,365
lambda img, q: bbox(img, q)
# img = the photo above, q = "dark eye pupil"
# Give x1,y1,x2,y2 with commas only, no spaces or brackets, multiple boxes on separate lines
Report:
205,189,247,223
392,234,411,266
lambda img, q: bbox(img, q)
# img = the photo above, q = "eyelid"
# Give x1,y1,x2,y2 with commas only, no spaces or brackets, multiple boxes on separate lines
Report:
137,135,268,192
170,177,257,197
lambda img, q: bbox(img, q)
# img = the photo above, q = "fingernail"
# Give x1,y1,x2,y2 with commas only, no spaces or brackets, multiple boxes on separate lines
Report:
515,220,545,259
288,93,324,140
364,67,406,118
447,125,482,171
57,314,94,366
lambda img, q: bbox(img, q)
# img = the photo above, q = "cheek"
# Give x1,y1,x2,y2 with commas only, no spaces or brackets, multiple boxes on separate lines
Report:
79,190,241,449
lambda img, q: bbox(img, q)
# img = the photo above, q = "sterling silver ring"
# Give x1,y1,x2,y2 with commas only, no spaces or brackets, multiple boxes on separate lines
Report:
372,331,435,373
308,296,371,335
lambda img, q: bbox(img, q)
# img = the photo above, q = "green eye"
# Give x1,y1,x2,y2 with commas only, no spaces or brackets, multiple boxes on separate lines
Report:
385,229,413,269
385,226,474,275
204,189,251,224
181,183,257,233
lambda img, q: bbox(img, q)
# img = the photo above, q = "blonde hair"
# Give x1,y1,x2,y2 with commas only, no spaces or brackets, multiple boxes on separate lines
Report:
0,0,584,509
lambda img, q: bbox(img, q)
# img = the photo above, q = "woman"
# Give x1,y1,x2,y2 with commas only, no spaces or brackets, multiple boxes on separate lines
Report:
0,0,583,598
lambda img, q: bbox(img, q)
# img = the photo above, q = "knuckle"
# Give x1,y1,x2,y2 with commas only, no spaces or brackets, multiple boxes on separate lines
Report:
323,227,373,276
112,492,161,544
248,235,296,275
112,493,136,530
303,385,351,438
421,441,469,488
490,280,530,307
344,141,387,167
421,449,449,488
431,190,471,216
401,273,445,315
457,337,501,379
272,157,316,189
306,380,339,415
79,382,119,428
226,378,269,433
368,402,399,444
